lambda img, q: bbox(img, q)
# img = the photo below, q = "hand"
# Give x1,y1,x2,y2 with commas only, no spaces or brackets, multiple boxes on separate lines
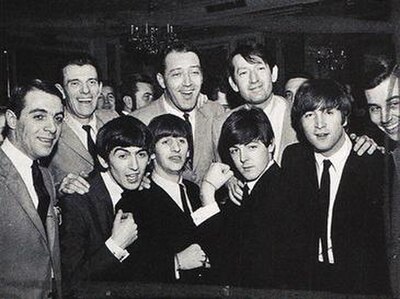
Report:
110,209,138,250
58,172,90,195
227,176,244,206
201,163,234,206
196,93,209,109
176,244,210,270
138,172,151,191
350,133,384,156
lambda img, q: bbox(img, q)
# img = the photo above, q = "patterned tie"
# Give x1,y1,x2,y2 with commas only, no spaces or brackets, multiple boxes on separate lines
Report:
82,125,101,170
183,113,194,169
319,159,332,263
31,160,50,229
179,183,191,216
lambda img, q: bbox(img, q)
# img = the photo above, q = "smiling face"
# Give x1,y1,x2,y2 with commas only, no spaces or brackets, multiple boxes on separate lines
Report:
229,140,273,182
301,107,347,157
157,51,202,112
153,136,189,180
229,54,277,109
63,64,101,122
8,89,64,160
104,146,150,190
365,76,400,141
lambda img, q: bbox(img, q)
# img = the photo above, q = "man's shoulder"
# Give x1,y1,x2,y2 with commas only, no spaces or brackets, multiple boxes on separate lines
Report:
198,101,225,116
130,97,165,124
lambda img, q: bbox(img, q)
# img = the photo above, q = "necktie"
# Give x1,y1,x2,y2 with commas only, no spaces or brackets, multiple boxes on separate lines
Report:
183,113,194,169
179,183,191,216
31,160,50,229
319,159,332,263
241,183,250,206
82,125,101,170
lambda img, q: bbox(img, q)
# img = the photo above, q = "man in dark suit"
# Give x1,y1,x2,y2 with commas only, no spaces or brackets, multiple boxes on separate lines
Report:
59,116,152,297
0,80,64,299
362,51,400,298
281,79,389,294
117,114,233,284
131,42,225,185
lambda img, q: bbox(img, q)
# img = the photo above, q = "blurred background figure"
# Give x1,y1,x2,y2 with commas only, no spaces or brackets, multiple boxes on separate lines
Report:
203,75,230,111
283,73,311,105
97,82,116,112
0,106,6,143
118,73,154,115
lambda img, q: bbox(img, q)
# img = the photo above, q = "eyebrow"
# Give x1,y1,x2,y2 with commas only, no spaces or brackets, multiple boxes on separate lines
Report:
167,66,201,74
28,108,48,114
67,78,98,83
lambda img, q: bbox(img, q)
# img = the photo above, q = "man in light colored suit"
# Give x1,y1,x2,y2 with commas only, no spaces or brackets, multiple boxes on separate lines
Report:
131,42,225,185
0,79,64,298
46,54,116,193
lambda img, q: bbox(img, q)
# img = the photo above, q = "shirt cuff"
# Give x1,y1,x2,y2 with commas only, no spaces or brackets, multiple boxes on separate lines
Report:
191,202,220,226
105,238,130,262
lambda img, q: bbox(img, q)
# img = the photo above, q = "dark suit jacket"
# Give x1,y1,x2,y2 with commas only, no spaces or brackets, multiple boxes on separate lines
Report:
280,143,389,295
59,172,153,297
116,178,217,284
0,149,61,299
215,163,284,289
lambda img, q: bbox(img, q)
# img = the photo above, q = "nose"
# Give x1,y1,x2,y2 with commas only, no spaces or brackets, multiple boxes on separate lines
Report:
249,69,259,83
239,148,249,164
183,72,192,86
381,106,392,125
81,82,90,94
170,139,181,152
45,118,57,134
315,112,326,129
129,156,139,171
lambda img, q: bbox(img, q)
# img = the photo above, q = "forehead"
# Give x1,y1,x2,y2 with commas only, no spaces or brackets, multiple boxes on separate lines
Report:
136,82,153,93
232,54,266,69
63,64,98,81
230,140,266,148
365,76,400,105
111,146,147,155
22,89,63,113
102,86,114,94
164,51,201,71
285,78,308,91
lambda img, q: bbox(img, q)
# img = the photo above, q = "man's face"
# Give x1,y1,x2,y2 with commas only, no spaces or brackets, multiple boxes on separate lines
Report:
365,76,400,141
157,51,203,112
9,89,64,160
284,77,308,104
106,146,150,190
229,54,277,108
63,64,101,120
135,82,154,109
153,136,189,177
229,140,273,182
301,107,346,157
97,85,116,111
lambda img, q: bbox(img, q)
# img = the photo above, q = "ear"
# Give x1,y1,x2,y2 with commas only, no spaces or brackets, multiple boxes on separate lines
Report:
55,83,67,100
5,109,17,130
228,76,239,93
342,116,348,127
122,96,133,110
271,65,278,83
267,140,275,160
156,73,166,89
98,155,109,170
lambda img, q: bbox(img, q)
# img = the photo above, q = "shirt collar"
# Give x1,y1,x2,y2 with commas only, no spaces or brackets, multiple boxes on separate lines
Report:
162,93,196,119
152,170,182,190
246,159,275,194
1,138,34,168
65,110,98,132
314,133,352,172
101,171,124,208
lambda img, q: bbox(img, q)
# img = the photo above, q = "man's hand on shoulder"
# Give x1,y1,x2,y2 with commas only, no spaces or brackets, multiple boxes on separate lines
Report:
58,172,90,196
350,133,385,156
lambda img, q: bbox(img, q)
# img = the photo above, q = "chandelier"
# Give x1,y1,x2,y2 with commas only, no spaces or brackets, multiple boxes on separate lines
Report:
125,23,179,55
308,43,348,72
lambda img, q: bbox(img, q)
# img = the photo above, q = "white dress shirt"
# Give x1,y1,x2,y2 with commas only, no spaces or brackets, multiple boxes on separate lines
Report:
1,138,38,208
64,110,98,150
315,134,352,264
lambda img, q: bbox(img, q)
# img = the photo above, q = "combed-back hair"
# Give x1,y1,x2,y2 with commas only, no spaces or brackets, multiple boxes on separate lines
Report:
218,106,274,169
148,114,192,154
361,52,398,90
8,79,64,118
157,41,200,75
58,53,101,84
228,43,276,81
96,115,153,162
291,79,352,143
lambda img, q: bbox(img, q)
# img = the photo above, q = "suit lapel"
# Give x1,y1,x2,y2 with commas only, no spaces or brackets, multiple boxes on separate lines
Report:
193,108,209,169
59,122,93,164
0,150,48,242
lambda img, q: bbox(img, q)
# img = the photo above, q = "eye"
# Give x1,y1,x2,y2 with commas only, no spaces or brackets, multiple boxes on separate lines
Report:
303,112,314,119
389,99,400,110
325,109,335,115
171,71,182,78
178,138,187,144
88,79,98,86
190,69,201,75
137,151,148,159
257,65,266,71
248,144,258,150
33,114,45,121
117,153,128,159
369,106,381,114
55,115,64,124
238,70,248,77
69,81,80,88
229,147,239,155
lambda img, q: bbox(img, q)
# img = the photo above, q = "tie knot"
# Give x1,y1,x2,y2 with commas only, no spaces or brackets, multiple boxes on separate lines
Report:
32,160,40,170
323,159,332,170
82,125,92,133
183,113,190,122
242,183,249,195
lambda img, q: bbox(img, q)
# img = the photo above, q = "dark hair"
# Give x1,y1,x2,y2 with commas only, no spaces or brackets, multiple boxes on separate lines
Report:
291,79,352,142
285,72,313,84
361,52,398,90
8,79,64,118
119,73,153,111
228,43,276,81
59,53,101,85
0,106,7,139
218,106,274,170
148,114,192,154
96,115,153,162
157,41,200,75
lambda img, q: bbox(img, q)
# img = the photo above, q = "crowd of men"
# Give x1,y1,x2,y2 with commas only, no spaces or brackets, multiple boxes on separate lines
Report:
0,41,398,299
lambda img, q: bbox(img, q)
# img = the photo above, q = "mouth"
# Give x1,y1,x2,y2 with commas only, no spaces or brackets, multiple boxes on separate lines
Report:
169,155,184,163
38,137,55,146
242,165,254,172
383,123,399,135
126,173,139,183
180,90,194,98
77,97,93,103
249,85,263,92
314,132,329,140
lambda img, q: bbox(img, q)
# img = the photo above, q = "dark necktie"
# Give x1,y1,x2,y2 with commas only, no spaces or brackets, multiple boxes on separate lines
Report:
31,160,50,229
241,183,250,207
319,159,332,263
183,113,194,169
82,125,101,170
179,183,191,216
